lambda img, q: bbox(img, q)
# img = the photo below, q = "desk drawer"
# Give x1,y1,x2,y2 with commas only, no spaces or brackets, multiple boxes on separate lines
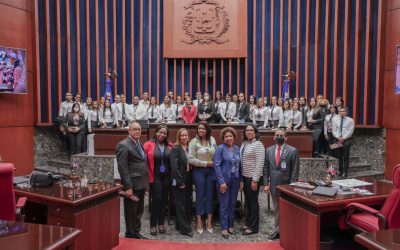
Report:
48,215,74,227
48,203,74,218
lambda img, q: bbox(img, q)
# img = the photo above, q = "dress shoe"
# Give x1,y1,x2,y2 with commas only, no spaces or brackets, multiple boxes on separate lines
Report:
181,232,193,237
158,226,166,234
126,233,148,240
206,221,213,233
196,226,204,235
150,227,157,236
239,226,248,232
242,229,256,236
221,233,229,239
268,232,280,240
228,230,237,235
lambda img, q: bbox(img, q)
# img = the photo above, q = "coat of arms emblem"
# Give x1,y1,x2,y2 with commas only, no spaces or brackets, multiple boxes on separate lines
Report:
181,0,230,45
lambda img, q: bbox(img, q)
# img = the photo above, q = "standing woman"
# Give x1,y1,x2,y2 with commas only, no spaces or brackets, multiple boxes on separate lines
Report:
252,98,268,128
157,96,176,122
291,102,303,130
214,91,224,124
99,96,106,110
182,96,198,124
144,124,173,236
170,128,193,237
240,124,265,235
147,96,160,123
100,99,116,128
213,127,241,239
280,101,293,130
197,92,216,123
298,97,308,129
175,96,184,122
324,105,338,156
248,95,257,122
269,96,283,129
66,103,86,155
189,121,217,234
87,101,102,133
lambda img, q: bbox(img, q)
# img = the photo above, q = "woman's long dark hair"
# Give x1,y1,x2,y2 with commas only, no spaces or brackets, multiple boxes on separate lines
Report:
103,99,113,117
196,121,211,141
242,123,260,141
152,124,169,145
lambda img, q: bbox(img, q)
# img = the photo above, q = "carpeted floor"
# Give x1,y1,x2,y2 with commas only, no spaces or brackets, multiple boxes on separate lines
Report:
114,238,283,250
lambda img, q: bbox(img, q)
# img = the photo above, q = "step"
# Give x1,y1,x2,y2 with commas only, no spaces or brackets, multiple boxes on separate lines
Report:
48,159,71,169
349,156,364,164
348,163,372,173
347,170,385,180
34,165,71,176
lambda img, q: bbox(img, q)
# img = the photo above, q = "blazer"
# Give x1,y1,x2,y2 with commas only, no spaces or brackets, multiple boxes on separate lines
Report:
263,144,299,197
197,101,216,122
66,113,86,134
170,145,190,187
143,140,173,183
236,101,250,121
182,105,197,124
116,137,149,191
213,144,241,185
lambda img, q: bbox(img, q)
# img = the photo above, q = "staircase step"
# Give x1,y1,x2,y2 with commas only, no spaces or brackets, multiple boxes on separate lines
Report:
347,170,385,180
348,163,372,173
48,159,71,169
349,156,364,164
34,165,71,176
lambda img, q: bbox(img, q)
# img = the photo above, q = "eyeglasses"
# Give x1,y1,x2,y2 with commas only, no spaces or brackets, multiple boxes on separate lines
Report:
130,128,141,132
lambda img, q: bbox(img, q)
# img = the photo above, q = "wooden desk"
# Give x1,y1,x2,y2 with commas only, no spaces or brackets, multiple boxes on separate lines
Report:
14,182,121,250
93,128,148,155
277,179,393,250
355,229,400,250
0,221,81,250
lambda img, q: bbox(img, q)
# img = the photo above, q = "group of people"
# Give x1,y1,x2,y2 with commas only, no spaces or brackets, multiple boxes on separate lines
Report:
57,90,354,177
116,121,300,240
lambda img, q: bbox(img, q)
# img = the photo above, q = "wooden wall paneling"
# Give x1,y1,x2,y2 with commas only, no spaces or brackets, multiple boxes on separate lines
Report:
229,59,232,94
279,0,283,97
205,60,208,93
174,59,177,96
95,0,100,98
66,0,71,92
104,0,108,81
45,0,52,122
156,0,160,99
148,0,151,96
122,0,127,95
113,0,117,95
139,0,143,96
342,0,350,104
304,0,310,99
313,0,320,97
131,0,135,97
213,59,216,95
189,59,192,96
244,57,247,98
165,58,169,94
75,0,81,94
237,58,240,95
332,0,340,101
197,60,200,91
34,0,41,123
353,0,361,124
295,0,300,97
323,0,331,99
221,59,224,95
270,0,275,97
375,0,385,125
85,0,91,97
261,0,265,96
287,0,291,76
363,0,372,125
56,0,62,105
253,0,256,96
182,59,185,96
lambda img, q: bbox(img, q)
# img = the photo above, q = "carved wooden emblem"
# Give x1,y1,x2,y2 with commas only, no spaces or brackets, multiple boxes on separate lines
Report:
164,0,247,58
181,0,230,45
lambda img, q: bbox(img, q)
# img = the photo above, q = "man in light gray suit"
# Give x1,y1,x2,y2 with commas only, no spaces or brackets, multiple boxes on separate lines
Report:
116,121,149,239
263,129,299,240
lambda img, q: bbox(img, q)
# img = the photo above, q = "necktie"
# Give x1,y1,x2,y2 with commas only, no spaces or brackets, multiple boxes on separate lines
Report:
225,102,230,116
122,103,126,120
176,105,179,116
151,106,154,117
340,117,344,137
271,105,275,120
136,141,145,159
275,145,281,166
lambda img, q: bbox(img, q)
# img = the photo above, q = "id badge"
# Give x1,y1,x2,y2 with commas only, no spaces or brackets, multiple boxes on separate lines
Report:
281,161,287,171
160,164,166,173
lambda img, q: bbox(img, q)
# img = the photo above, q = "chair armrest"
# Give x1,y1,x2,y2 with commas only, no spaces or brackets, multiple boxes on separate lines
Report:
16,197,27,208
345,202,387,231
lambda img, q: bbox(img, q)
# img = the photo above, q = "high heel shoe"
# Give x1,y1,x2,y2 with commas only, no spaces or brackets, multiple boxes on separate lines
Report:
206,221,213,234
197,222,204,235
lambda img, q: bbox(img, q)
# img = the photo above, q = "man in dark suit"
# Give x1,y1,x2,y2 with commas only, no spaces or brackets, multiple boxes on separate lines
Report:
116,121,149,239
236,92,250,122
263,129,300,240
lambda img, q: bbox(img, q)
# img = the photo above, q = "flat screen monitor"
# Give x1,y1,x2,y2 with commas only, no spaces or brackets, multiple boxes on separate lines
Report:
0,46,27,94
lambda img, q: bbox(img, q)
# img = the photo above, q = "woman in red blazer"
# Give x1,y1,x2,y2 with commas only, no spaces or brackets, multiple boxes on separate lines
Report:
182,96,197,124
144,124,173,236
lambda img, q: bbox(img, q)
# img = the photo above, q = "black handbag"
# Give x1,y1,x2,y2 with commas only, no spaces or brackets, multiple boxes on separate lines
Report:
29,171,54,187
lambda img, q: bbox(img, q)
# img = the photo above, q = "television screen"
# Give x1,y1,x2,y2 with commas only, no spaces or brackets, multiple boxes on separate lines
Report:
0,46,27,94
396,45,400,94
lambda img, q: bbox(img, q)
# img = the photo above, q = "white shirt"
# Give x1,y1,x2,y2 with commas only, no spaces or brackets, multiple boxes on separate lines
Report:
292,110,303,129
324,113,339,136
128,103,148,120
219,101,237,121
214,101,224,115
139,100,150,110
157,104,176,122
193,99,202,107
280,110,293,128
87,110,101,129
147,105,160,120
114,102,130,122
269,105,283,122
58,101,74,117
174,104,184,118
99,108,115,124
332,116,354,140
249,104,257,121
252,106,268,123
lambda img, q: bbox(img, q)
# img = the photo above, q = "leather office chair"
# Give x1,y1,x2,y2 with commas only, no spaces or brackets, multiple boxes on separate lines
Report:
339,164,400,233
0,163,27,221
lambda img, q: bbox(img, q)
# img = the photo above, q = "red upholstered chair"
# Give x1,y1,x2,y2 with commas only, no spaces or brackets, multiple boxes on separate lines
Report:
340,164,400,233
0,163,27,221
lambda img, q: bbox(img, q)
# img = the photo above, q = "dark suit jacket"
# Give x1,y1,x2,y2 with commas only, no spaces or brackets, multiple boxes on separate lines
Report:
263,144,299,196
170,145,189,187
237,101,250,121
116,137,149,191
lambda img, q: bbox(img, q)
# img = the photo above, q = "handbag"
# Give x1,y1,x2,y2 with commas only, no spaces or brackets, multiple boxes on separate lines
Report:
29,171,54,187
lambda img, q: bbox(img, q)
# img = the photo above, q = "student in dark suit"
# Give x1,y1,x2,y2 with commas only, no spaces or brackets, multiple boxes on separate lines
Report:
116,122,149,239
170,128,193,237
236,93,250,122
66,103,86,155
263,129,300,240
